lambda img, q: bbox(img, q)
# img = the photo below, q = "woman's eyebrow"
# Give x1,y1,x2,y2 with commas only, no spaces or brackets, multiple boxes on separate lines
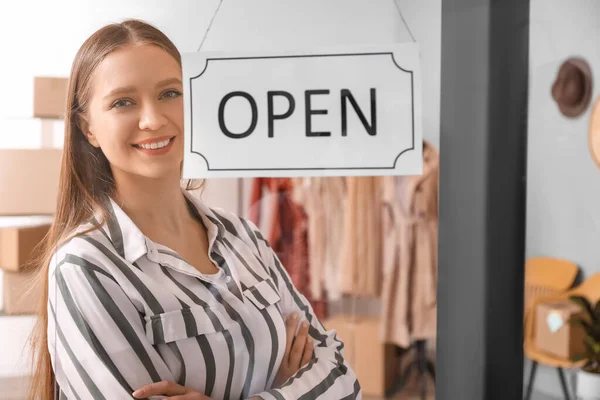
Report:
103,78,183,100
103,86,136,100
156,77,182,88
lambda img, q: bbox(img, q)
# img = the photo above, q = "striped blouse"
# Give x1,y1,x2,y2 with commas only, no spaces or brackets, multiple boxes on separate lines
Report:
47,188,361,400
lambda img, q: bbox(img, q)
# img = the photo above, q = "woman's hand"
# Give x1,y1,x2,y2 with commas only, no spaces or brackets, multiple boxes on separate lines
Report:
273,312,315,388
133,381,213,399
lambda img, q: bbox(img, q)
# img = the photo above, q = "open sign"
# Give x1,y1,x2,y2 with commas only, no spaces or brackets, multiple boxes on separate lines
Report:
182,44,423,178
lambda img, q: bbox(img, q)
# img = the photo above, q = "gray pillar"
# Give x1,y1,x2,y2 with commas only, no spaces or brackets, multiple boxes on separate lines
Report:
436,1,529,399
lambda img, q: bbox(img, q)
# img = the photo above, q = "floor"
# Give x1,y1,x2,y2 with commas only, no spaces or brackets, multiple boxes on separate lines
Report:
0,375,560,400
365,390,558,400
365,389,558,399
361,372,559,400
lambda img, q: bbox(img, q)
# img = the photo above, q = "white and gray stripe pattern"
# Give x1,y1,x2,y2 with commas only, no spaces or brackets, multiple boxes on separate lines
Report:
47,188,361,400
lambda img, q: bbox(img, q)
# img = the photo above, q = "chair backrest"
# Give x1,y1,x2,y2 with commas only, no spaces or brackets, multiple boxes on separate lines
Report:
570,272,600,303
524,257,579,313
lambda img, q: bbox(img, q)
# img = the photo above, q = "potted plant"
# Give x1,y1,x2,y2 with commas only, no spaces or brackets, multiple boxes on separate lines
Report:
569,295,600,400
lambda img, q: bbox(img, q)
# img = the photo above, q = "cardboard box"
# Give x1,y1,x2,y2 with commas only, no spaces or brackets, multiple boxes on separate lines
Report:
323,315,397,397
33,77,69,119
2,269,39,315
535,300,587,360
324,315,358,366
0,216,52,272
0,149,62,215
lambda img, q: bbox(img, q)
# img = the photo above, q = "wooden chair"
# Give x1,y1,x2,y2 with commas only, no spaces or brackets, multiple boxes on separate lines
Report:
522,257,579,400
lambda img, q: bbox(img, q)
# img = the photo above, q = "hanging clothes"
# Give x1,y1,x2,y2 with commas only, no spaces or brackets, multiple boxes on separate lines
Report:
338,176,383,297
249,178,296,267
380,141,439,348
249,177,328,319
292,177,346,302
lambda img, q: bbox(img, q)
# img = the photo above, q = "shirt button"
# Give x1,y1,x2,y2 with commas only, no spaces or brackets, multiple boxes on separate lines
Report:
225,276,232,283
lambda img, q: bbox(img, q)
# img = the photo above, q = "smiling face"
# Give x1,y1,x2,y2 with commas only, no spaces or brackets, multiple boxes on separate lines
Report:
82,43,184,182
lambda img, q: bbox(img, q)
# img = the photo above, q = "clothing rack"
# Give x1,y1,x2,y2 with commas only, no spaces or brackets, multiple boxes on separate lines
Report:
387,340,436,399
246,142,439,397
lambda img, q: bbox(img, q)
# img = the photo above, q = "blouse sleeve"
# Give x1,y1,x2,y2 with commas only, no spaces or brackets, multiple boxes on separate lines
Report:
47,246,174,399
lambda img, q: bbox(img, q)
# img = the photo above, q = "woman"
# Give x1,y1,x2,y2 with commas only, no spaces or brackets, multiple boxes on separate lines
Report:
28,19,360,400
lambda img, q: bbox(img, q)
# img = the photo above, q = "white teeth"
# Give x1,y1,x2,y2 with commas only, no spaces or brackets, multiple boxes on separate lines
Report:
138,138,171,149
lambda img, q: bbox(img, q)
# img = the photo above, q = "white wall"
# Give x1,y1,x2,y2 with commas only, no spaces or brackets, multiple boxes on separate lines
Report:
526,0,600,397
0,0,441,384
527,0,600,274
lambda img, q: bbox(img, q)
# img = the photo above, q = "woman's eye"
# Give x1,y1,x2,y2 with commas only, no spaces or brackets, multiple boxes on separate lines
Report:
162,89,182,99
111,99,133,109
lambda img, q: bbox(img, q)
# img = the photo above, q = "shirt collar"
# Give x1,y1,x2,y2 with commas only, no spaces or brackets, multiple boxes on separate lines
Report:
100,188,226,264
181,188,226,244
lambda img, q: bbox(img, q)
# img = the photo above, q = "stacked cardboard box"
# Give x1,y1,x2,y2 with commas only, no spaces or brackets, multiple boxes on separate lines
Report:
33,77,69,119
322,315,397,397
0,149,62,215
0,77,66,315
0,217,53,315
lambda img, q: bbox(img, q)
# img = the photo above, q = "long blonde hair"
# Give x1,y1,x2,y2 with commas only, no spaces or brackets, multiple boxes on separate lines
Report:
28,19,201,400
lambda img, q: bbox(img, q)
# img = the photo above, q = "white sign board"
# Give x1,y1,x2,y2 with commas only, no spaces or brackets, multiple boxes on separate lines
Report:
182,44,422,178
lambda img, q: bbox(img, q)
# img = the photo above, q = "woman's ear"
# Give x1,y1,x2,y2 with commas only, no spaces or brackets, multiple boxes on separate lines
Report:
78,114,100,148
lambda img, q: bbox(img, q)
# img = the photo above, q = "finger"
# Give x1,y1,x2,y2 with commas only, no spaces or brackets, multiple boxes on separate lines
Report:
133,381,188,398
284,313,299,360
290,320,310,368
301,336,314,367
167,394,207,400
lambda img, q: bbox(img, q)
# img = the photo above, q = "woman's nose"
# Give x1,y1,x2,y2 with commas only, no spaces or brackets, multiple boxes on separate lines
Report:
138,101,168,131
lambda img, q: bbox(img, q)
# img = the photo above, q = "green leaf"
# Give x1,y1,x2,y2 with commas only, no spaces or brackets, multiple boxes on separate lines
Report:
570,317,595,337
570,316,589,328
583,341,597,360
568,315,582,326
571,352,587,362
594,299,600,321
584,336,600,354
582,362,597,373
570,295,594,320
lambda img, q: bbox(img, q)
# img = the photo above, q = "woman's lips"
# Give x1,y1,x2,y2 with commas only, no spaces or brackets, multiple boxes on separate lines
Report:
133,135,174,146
133,136,175,155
